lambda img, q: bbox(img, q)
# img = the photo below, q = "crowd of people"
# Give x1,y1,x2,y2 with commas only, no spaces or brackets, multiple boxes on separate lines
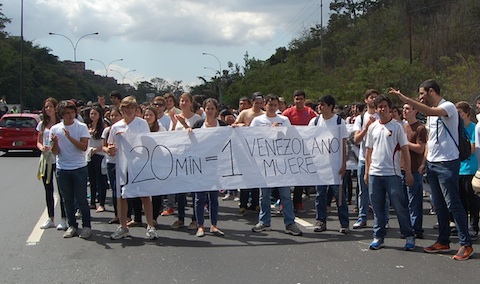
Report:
35,79,478,261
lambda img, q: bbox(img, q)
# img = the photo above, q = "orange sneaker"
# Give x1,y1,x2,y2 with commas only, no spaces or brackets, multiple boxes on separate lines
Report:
424,242,450,253
161,207,174,216
453,245,474,261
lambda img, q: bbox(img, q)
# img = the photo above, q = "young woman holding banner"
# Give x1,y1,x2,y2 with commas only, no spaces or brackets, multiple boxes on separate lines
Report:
191,98,228,237
169,93,202,230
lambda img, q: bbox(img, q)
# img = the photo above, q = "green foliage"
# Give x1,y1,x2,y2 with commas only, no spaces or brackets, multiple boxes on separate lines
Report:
195,0,480,107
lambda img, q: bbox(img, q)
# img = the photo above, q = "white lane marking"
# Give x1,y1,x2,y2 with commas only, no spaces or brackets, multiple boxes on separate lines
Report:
295,217,313,228
26,193,58,245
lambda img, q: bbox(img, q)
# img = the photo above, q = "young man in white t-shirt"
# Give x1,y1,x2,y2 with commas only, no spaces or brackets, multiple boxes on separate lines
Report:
249,94,302,236
365,95,415,251
391,79,474,260
352,89,380,229
308,95,349,234
107,96,159,240
51,100,91,239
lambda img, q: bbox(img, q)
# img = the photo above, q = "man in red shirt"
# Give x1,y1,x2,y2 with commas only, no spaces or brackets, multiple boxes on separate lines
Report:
282,90,318,212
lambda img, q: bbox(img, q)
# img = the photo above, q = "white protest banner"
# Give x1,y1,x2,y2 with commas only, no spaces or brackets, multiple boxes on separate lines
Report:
117,126,342,198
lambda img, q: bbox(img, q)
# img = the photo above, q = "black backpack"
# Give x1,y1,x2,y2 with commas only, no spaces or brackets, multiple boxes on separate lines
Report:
439,113,471,161
314,115,342,126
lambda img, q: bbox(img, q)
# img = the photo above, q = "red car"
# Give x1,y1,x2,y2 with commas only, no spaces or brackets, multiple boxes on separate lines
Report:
0,113,40,153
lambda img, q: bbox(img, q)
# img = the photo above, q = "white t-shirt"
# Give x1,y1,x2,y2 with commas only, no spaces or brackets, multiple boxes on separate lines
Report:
50,120,90,170
101,127,114,164
365,118,408,177
157,114,171,131
308,114,348,184
250,114,291,127
425,100,459,162
36,121,56,163
171,114,202,130
108,117,150,148
353,112,379,162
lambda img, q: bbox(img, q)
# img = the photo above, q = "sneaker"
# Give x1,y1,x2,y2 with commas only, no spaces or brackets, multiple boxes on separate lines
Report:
63,226,77,238
313,220,327,232
110,227,130,240
40,218,55,229
221,193,233,201
79,227,91,239
237,208,247,216
146,226,159,239
75,209,82,219
285,223,303,236
404,236,416,251
369,238,385,250
233,196,240,202
56,218,68,231
340,227,350,234
353,219,367,229
449,221,456,228
385,223,390,229
187,221,199,230
161,207,174,216
170,220,185,230
424,242,450,253
452,245,474,261
252,223,271,232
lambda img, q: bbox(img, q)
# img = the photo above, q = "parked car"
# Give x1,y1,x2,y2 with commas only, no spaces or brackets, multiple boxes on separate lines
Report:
0,113,40,153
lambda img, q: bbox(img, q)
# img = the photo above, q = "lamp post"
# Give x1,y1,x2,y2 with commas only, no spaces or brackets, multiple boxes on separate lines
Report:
110,69,136,84
49,32,99,98
90,58,123,77
202,52,222,103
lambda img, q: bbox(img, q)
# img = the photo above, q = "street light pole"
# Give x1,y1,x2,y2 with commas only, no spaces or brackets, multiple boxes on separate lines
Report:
110,69,136,84
202,52,222,103
90,58,123,77
49,32,99,98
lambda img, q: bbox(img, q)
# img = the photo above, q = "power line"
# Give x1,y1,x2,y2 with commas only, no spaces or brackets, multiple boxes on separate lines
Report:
252,0,320,59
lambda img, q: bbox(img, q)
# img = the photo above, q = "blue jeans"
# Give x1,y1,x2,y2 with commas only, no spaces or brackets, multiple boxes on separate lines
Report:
369,175,413,239
195,191,219,226
259,187,295,226
177,193,196,222
315,185,349,227
56,166,91,229
404,172,424,235
426,160,472,245
357,160,370,221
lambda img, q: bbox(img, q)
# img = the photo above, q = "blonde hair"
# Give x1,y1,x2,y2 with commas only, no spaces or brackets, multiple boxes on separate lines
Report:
119,96,138,112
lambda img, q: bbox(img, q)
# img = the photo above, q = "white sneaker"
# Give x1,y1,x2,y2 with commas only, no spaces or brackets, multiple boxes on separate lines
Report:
63,226,77,238
75,210,82,219
146,226,159,239
40,218,55,229
110,227,130,240
56,219,68,231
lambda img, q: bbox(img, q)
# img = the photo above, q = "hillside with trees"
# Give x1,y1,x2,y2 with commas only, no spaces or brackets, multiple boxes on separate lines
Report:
2,1,480,110
194,0,480,107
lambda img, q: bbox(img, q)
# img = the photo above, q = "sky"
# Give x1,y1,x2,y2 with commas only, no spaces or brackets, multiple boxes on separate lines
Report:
2,0,332,89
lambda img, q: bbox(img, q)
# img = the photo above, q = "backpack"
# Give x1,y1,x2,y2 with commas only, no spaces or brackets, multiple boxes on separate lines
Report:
439,113,471,161
314,114,342,126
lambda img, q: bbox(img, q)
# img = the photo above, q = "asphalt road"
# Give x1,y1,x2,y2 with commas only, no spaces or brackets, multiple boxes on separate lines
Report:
0,150,478,284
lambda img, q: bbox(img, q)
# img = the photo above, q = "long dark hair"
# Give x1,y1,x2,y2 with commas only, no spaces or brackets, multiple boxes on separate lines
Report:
89,105,105,139
41,97,60,130
144,106,159,132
